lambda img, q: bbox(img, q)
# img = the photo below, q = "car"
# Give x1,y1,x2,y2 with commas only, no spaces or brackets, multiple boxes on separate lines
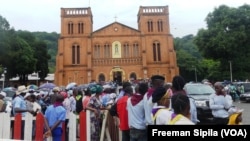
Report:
238,82,250,102
184,83,215,124
3,87,16,113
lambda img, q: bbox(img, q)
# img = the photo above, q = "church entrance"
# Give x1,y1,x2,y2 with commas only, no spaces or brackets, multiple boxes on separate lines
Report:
110,67,125,86
113,71,122,85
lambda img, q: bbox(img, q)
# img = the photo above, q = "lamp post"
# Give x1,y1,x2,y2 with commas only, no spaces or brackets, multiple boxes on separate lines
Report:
193,66,197,82
2,68,7,90
229,61,233,82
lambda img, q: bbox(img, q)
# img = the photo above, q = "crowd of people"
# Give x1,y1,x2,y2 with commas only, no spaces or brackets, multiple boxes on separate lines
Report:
0,74,244,141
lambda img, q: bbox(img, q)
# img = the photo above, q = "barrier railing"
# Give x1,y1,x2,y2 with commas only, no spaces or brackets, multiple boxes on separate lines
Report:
0,110,120,141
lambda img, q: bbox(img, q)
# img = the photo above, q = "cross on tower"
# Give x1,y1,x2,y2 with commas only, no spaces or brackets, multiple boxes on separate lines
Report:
114,15,117,22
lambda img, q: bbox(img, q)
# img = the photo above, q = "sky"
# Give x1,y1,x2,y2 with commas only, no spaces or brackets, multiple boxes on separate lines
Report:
0,0,249,38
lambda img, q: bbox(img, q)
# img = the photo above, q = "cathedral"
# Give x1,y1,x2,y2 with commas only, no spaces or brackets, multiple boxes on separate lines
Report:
54,5,179,86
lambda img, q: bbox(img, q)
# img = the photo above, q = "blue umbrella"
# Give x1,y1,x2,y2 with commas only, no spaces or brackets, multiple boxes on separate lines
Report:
39,83,56,90
27,84,38,90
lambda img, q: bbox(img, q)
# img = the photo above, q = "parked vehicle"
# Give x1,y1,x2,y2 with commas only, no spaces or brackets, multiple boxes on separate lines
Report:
3,88,16,113
239,82,250,102
184,83,215,124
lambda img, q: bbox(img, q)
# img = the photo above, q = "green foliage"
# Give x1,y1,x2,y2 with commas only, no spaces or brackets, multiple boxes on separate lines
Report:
32,32,59,73
194,4,250,81
0,15,57,84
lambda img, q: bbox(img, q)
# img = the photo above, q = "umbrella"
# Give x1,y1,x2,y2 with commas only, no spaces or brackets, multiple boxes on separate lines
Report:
3,87,16,92
27,84,38,90
76,84,89,91
66,82,77,90
3,87,16,101
39,82,56,89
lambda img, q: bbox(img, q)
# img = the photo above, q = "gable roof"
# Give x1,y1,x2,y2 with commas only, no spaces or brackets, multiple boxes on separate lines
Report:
92,21,140,35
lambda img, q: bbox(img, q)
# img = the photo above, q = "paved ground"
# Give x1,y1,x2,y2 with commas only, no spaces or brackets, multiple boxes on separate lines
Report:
233,100,250,124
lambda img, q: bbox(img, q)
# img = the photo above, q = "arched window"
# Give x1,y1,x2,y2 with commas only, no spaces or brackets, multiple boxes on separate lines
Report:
133,43,139,57
98,74,105,82
157,20,163,32
153,41,161,62
72,44,80,64
68,22,74,34
123,43,130,58
130,72,137,80
94,44,101,58
78,22,84,34
104,43,110,58
147,20,153,32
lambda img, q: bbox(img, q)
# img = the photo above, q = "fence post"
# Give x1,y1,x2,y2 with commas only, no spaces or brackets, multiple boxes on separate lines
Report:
13,113,22,139
35,113,45,141
24,113,33,140
68,112,77,141
79,111,87,141
100,110,110,141
0,112,11,139
80,110,90,141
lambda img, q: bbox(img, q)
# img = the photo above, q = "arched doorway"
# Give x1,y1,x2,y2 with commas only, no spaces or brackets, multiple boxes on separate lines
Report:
130,72,137,80
98,73,105,82
109,67,125,86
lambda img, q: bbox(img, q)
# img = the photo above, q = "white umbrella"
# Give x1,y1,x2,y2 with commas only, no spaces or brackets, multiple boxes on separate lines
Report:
66,82,77,90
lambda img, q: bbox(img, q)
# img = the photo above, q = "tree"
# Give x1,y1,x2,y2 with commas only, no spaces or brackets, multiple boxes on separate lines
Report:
34,41,50,80
10,36,36,84
194,4,250,81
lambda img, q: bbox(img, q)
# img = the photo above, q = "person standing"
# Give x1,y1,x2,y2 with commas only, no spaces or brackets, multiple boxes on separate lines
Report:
44,94,66,141
0,91,7,112
143,75,165,125
116,82,132,102
86,85,104,141
60,91,71,141
209,82,232,125
127,83,148,141
170,75,199,124
116,86,133,141
12,85,35,139
168,93,194,125
68,89,76,113
151,86,173,125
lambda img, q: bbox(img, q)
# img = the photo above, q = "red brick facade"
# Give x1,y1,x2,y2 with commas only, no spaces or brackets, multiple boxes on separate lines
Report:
55,6,179,86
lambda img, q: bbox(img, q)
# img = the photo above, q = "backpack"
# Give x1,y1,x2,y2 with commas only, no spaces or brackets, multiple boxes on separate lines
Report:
75,95,83,114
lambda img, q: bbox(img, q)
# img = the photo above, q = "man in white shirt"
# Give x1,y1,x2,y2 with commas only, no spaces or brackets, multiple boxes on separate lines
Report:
143,75,165,125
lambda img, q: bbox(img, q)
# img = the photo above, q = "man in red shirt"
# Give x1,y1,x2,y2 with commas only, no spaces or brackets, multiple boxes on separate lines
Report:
110,86,133,141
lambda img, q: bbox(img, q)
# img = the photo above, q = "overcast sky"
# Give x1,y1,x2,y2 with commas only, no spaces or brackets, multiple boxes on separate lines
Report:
0,0,249,38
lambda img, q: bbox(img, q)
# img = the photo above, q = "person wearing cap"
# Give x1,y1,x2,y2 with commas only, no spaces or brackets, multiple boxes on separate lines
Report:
49,87,61,104
0,91,7,112
143,75,165,125
12,85,35,117
12,85,36,139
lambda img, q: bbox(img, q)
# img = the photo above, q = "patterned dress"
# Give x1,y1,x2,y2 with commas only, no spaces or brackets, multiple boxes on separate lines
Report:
88,95,102,141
